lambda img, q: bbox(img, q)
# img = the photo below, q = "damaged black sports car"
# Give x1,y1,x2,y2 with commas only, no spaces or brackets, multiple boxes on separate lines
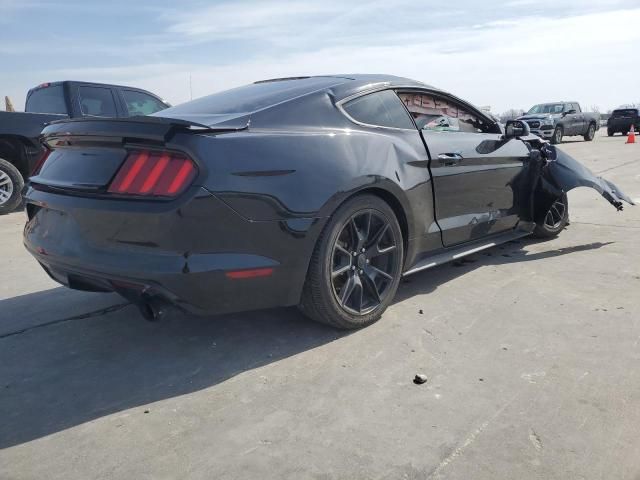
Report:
23,75,634,329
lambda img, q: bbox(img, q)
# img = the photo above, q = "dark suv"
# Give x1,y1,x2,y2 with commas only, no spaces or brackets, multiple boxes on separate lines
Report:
0,81,170,213
607,108,640,136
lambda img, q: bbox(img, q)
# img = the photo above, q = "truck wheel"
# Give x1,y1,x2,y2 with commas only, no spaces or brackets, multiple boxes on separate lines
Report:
607,129,614,137
0,158,24,214
584,123,596,141
551,126,563,144
532,193,569,239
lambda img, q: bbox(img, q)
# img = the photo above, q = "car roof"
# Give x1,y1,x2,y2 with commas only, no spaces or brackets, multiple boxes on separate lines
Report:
158,74,445,125
26,81,165,99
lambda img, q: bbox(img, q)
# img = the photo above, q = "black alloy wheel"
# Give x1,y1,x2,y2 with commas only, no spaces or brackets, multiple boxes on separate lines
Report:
532,193,569,239
300,194,403,329
330,210,399,315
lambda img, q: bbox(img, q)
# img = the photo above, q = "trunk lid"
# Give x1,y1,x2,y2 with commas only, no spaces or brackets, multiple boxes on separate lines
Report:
30,115,247,193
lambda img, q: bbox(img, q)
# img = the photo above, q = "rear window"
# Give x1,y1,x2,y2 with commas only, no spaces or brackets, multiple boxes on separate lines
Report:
25,85,67,114
612,109,638,117
122,90,167,116
78,86,118,117
160,77,346,116
342,90,415,129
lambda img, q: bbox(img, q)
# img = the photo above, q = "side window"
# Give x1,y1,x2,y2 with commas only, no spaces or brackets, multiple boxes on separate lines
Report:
122,90,167,116
342,90,415,129
398,92,491,133
78,86,118,117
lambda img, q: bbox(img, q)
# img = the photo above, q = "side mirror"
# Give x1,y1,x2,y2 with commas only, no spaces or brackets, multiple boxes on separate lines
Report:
504,119,530,139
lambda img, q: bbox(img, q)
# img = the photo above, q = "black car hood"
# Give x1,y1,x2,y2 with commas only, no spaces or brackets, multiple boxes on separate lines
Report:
545,148,634,211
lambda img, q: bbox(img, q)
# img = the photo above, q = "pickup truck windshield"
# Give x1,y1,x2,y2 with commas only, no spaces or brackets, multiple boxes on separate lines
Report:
527,103,565,114
25,85,67,114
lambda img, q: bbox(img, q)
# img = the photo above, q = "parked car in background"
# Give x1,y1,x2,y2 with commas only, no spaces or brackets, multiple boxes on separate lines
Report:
0,81,170,214
518,102,600,144
22,75,633,329
607,108,640,136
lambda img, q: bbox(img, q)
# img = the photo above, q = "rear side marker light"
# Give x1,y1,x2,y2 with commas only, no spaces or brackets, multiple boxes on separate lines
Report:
225,268,274,279
108,150,196,197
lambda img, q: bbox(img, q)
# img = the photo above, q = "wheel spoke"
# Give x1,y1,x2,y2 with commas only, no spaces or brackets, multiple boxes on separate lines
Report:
334,243,351,258
350,218,365,252
368,264,393,281
332,264,351,278
361,272,381,304
339,275,357,306
370,244,396,258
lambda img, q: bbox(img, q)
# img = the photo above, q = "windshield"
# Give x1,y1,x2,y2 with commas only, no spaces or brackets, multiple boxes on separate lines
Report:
611,109,638,117
527,103,564,114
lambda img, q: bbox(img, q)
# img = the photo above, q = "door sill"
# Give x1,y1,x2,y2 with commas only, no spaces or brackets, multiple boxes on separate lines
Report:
403,229,531,276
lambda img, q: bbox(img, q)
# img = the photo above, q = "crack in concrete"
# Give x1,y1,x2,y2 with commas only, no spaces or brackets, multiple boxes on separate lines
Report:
595,159,639,175
0,303,131,339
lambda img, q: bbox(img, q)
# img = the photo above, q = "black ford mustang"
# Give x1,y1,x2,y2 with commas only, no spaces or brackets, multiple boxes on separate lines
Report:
23,75,633,329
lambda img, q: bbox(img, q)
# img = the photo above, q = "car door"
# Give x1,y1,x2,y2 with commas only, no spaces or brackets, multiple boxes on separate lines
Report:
570,103,584,135
399,91,530,247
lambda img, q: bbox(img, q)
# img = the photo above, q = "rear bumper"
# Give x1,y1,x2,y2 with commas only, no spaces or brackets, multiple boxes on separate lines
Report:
23,186,322,315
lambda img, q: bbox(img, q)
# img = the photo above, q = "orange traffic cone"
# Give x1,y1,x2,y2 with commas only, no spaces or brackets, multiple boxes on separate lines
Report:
626,124,636,144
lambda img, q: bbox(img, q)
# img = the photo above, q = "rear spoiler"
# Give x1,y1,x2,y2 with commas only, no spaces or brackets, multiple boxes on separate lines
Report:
42,115,249,143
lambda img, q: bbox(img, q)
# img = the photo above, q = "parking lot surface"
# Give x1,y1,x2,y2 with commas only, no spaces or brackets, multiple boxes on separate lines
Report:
1,132,639,479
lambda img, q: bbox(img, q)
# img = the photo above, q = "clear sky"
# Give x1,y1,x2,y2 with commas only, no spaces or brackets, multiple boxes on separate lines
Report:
2,0,640,113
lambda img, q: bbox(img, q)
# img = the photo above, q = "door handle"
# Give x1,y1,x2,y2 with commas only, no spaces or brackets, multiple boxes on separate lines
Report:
437,153,463,166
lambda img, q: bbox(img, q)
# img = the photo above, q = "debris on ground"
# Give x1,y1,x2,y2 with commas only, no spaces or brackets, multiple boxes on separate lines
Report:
413,374,428,384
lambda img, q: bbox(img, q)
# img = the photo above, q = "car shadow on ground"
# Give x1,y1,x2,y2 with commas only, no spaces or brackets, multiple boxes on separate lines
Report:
0,238,613,449
395,238,613,302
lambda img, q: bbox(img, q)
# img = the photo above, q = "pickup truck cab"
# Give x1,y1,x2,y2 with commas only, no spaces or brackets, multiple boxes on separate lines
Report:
0,81,170,213
518,101,600,145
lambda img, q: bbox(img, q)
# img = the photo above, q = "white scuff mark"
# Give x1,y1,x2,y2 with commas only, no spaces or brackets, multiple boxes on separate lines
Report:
578,371,590,381
520,371,546,383
528,428,543,451
427,420,490,479
427,391,521,479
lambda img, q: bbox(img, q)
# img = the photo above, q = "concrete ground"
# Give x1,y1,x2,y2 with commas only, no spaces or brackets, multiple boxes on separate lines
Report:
1,131,639,480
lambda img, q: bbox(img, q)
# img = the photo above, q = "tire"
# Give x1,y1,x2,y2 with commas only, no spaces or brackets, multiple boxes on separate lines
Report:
607,129,614,137
0,158,24,215
551,126,563,144
299,194,404,329
584,123,596,141
532,193,569,239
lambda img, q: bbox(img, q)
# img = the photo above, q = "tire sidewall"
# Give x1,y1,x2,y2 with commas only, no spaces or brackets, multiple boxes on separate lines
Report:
0,158,24,215
318,196,404,328
585,124,595,141
533,193,569,238
552,126,563,144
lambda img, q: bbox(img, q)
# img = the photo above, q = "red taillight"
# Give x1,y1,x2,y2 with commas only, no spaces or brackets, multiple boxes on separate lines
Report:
108,150,196,197
31,149,51,176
